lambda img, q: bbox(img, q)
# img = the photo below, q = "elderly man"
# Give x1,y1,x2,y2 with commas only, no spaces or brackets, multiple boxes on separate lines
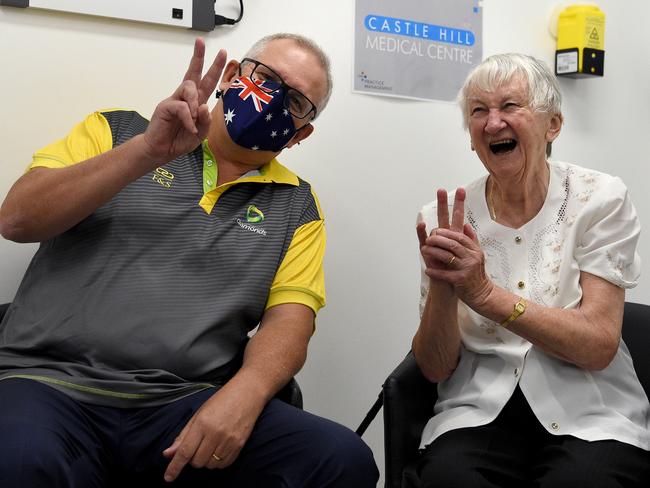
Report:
0,34,378,487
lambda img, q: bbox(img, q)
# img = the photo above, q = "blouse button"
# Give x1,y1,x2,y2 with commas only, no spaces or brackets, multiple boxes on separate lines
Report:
515,236,522,244
206,159,213,166
550,422,560,431
206,179,213,187
518,281,525,289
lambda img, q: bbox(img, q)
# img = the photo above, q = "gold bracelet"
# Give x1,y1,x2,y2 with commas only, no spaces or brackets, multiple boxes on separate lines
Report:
500,298,526,327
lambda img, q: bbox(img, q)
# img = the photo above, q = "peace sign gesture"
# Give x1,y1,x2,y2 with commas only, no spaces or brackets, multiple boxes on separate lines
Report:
142,38,227,163
417,188,467,274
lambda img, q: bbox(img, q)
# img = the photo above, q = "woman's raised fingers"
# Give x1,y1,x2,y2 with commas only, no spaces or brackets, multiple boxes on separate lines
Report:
451,187,466,232
436,189,450,229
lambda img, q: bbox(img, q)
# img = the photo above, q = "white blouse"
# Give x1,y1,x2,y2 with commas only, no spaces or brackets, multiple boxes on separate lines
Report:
417,160,648,451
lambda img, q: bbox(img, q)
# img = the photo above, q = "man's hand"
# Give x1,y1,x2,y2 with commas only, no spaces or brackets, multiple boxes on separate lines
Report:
161,304,314,483
162,382,265,482
142,38,227,164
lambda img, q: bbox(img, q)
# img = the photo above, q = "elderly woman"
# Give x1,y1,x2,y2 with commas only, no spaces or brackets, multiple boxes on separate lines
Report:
413,53,649,487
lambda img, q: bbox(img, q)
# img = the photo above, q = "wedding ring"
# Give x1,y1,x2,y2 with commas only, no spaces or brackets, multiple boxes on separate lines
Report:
212,453,222,462
447,255,456,266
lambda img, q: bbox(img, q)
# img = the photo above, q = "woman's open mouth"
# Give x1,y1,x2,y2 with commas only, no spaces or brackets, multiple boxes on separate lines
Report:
489,139,517,154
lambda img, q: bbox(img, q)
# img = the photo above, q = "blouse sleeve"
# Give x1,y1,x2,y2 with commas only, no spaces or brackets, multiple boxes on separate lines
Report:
574,176,641,289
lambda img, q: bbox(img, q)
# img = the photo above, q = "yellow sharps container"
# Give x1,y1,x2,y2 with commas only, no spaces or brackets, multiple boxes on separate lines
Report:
555,4,605,77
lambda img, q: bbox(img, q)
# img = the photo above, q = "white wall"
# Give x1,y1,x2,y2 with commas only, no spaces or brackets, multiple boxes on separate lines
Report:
1,1,649,483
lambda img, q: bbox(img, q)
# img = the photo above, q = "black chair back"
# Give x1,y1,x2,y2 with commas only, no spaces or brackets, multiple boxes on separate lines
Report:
383,352,436,488
621,302,650,396
381,301,650,488
0,303,9,322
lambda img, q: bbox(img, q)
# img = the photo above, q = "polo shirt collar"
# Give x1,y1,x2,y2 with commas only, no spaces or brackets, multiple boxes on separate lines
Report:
198,139,299,214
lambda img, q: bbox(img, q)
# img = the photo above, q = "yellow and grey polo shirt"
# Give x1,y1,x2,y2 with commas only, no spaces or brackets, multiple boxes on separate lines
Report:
0,110,325,407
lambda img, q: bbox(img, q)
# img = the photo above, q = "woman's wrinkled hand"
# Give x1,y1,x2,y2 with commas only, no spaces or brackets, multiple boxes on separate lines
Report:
417,188,465,275
417,187,493,308
424,225,493,309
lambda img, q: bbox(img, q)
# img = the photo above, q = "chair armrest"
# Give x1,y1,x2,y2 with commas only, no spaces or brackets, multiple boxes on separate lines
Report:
276,377,303,410
622,302,650,398
383,352,437,488
0,303,9,323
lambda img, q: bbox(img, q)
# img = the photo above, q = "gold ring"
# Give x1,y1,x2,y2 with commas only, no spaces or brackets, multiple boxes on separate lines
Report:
211,453,222,462
447,255,456,266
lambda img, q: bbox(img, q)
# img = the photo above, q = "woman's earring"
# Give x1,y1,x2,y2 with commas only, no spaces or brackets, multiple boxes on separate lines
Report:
215,90,223,99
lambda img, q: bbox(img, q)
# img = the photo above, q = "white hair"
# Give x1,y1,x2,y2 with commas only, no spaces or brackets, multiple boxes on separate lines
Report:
459,53,562,129
245,33,333,118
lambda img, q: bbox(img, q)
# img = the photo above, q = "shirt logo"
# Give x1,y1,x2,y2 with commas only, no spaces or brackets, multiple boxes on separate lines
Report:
152,167,174,189
236,204,267,236
246,205,265,223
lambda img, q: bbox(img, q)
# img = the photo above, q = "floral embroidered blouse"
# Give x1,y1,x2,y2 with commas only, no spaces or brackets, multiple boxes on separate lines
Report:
418,160,648,450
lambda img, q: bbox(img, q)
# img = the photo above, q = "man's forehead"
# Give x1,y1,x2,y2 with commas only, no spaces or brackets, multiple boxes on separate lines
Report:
255,39,327,104
256,39,313,71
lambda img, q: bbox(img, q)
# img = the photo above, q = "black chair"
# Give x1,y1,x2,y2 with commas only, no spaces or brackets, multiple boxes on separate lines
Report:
381,301,650,488
0,302,302,408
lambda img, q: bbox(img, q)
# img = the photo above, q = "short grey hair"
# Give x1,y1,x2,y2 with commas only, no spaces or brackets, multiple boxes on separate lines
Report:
458,53,562,130
245,33,333,119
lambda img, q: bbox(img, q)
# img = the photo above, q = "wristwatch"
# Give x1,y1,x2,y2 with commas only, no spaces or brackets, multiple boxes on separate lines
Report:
500,298,526,327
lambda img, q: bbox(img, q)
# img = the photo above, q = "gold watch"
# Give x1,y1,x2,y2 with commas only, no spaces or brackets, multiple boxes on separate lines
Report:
500,298,526,327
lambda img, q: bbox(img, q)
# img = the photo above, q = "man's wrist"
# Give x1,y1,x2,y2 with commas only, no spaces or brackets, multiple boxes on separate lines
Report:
219,373,269,416
129,134,164,170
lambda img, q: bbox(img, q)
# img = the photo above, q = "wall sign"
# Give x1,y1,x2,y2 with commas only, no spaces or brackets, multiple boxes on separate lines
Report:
354,0,483,102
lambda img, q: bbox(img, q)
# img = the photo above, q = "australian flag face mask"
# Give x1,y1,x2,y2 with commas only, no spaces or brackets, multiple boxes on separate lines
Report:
221,76,297,152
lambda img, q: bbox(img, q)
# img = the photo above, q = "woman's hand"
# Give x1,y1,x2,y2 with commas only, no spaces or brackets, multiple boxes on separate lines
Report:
416,188,466,275
417,187,494,309
424,224,494,311
413,188,468,381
